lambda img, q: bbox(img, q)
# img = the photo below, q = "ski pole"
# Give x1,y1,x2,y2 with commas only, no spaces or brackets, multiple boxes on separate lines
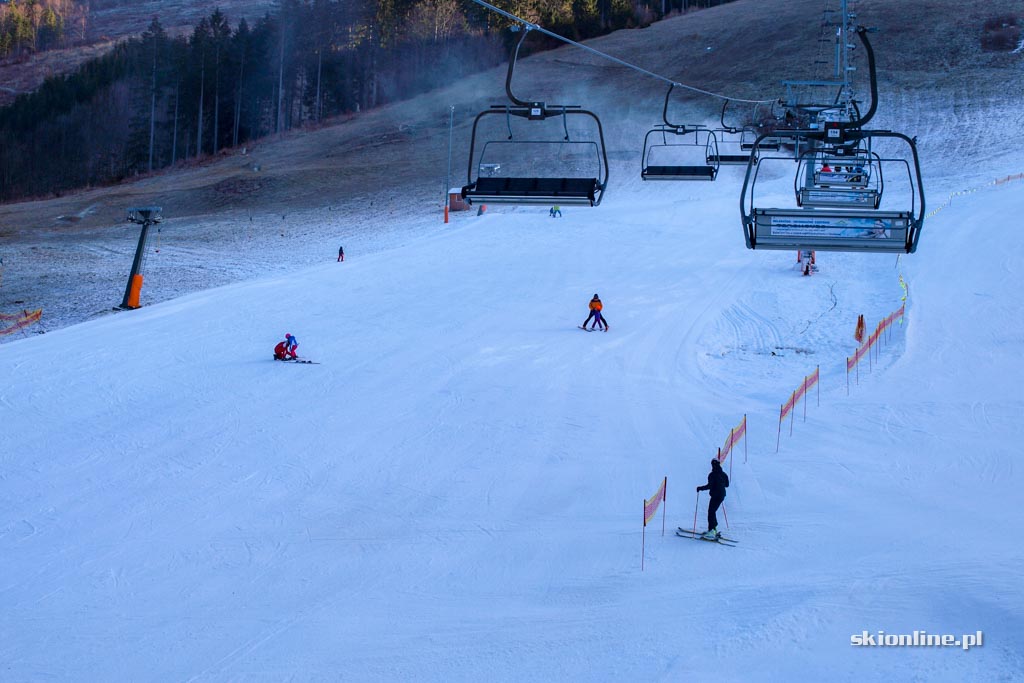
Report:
722,502,730,530
692,490,700,534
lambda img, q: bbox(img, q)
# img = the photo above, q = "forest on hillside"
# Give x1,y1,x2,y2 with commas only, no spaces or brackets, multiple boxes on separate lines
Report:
0,0,740,202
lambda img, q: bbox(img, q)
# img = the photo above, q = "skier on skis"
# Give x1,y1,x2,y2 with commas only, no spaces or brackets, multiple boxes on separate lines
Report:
696,457,729,540
581,294,608,331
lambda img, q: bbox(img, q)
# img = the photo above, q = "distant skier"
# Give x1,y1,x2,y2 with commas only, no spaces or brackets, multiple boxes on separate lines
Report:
581,294,608,331
696,458,729,540
549,205,562,218
337,245,345,262
274,333,299,360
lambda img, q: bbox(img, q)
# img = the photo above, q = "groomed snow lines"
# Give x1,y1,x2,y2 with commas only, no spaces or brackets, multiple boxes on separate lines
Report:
641,279,909,568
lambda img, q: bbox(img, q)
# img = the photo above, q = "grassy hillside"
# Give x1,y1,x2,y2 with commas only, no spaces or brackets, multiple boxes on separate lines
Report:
0,0,1020,236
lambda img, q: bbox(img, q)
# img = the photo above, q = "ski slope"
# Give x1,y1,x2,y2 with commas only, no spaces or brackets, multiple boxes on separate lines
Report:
2,161,1024,680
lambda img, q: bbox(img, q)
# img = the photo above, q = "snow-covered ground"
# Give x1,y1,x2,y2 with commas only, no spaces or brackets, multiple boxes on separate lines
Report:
2,143,1023,679
0,196,441,338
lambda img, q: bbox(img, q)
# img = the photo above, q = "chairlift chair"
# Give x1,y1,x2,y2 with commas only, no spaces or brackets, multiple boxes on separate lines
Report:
715,102,778,161
640,84,720,181
740,129,925,254
708,128,753,166
641,125,720,180
740,128,781,153
739,26,926,254
795,146,883,209
461,28,609,207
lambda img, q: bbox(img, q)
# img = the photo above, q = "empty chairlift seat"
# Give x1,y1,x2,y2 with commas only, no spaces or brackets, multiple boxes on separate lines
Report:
711,128,760,164
707,151,752,166
462,176,599,206
461,102,610,207
641,125,720,181
641,164,717,181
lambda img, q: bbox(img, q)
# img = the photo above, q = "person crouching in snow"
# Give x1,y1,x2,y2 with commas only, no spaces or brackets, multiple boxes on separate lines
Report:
696,458,729,539
274,333,298,360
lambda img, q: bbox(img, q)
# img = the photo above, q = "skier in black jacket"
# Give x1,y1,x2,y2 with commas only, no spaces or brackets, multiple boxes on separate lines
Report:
696,458,729,539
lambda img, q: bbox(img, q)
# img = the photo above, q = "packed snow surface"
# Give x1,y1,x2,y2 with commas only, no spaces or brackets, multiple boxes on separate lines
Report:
2,158,1024,680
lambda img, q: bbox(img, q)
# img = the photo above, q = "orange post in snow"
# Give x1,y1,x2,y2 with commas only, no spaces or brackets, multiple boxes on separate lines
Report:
126,274,144,309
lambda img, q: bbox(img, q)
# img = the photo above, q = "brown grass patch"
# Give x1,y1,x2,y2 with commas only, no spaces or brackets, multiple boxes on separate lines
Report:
981,15,1022,51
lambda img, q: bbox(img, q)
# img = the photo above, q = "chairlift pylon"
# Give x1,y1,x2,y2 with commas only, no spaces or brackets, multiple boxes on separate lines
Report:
461,28,609,207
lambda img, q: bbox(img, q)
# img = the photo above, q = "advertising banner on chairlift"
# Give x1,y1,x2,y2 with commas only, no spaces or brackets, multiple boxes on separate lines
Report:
768,215,894,239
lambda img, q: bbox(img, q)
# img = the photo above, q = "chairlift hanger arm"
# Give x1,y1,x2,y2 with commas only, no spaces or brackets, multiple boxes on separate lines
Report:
504,28,533,107
661,84,711,132
719,100,741,134
662,84,688,130
499,27,585,116
849,27,879,129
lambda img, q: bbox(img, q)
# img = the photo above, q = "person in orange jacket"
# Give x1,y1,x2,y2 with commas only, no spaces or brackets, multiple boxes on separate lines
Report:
581,294,609,331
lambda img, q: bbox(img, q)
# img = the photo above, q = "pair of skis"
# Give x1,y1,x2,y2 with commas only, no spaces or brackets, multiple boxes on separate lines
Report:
675,526,738,547
578,326,608,332
274,357,320,364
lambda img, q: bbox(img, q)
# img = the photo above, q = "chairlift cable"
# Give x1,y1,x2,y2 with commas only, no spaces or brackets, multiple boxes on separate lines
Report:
469,0,774,105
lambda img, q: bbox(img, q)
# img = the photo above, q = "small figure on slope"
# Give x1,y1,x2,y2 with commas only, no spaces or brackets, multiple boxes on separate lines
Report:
696,457,729,540
549,205,562,218
338,245,345,262
580,294,609,332
274,333,299,360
